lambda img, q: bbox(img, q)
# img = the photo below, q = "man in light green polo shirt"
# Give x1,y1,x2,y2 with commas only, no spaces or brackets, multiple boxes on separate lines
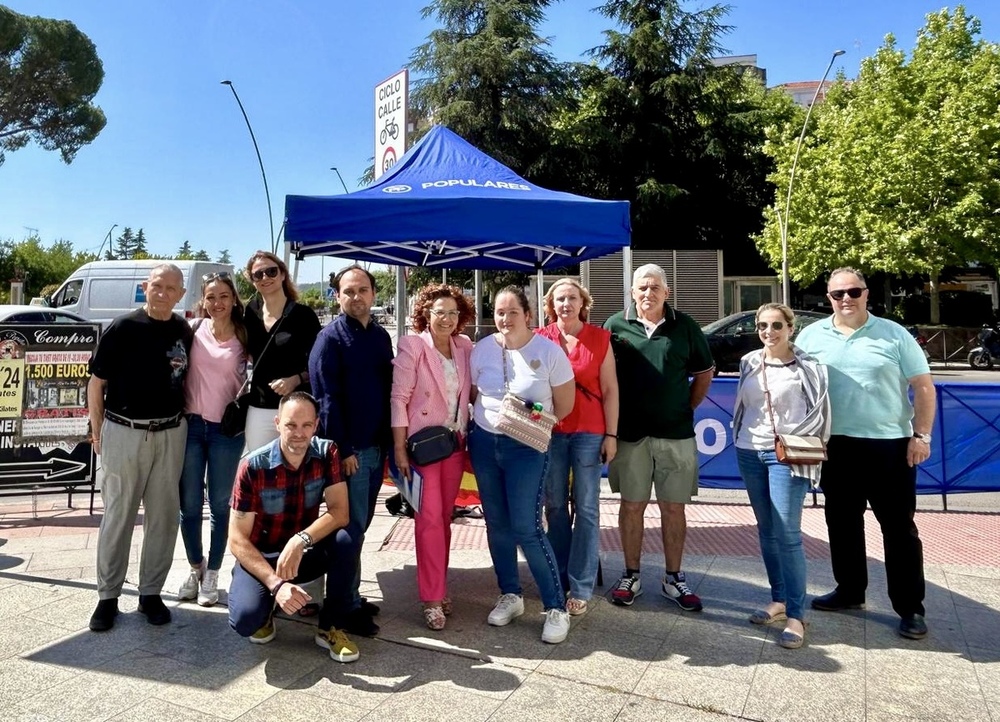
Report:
796,267,935,641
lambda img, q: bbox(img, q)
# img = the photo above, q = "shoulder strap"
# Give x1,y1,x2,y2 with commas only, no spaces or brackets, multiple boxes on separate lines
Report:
760,351,779,436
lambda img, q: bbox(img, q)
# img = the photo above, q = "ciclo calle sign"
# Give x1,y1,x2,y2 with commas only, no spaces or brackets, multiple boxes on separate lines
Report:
374,69,408,180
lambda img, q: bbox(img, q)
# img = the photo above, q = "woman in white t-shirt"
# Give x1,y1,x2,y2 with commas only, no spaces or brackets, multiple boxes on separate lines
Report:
732,303,831,650
469,286,575,645
177,273,248,607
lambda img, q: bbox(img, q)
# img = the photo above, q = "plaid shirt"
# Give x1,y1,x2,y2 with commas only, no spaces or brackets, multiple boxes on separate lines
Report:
231,437,342,554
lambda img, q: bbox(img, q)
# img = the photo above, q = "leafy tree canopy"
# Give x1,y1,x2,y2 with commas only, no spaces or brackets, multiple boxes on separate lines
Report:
758,5,1000,320
0,5,106,165
0,235,97,300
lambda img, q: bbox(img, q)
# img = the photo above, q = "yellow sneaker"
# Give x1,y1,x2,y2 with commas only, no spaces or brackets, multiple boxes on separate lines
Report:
314,627,359,663
249,617,275,644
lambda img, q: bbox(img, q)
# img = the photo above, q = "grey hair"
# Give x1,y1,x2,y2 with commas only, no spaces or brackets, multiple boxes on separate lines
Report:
632,263,670,290
149,263,184,287
828,267,866,286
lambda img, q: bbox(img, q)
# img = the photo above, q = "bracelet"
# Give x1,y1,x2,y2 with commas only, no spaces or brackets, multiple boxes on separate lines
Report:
270,580,287,597
605,433,618,439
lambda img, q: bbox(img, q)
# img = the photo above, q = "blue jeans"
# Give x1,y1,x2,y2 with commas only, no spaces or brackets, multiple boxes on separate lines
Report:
545,432,603,601
736,447,809,620
179,414,245,570
346,445,387,608
228,529,357,636
468,425,565,611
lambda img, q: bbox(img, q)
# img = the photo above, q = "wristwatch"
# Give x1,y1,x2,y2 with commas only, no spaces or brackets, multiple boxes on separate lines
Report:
296,531,314,550
913,432,932,445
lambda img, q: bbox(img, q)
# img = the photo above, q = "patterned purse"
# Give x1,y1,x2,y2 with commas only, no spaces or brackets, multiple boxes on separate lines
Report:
494,342,557,453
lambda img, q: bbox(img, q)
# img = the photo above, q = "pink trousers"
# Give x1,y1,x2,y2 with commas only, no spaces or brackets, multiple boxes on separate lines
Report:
414,450,466,602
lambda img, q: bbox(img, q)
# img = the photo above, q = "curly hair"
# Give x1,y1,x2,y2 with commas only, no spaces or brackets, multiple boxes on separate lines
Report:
410,283,476,334
543,277,593,323
244,250,299,302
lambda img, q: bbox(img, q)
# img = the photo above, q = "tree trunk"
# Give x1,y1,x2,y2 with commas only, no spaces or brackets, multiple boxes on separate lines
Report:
883,276,893,316
929,269,941,325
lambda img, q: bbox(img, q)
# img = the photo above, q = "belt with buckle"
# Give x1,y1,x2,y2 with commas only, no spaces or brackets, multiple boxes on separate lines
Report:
104,410,183,432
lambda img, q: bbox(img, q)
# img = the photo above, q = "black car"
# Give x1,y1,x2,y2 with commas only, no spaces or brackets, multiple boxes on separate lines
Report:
702,310,827,373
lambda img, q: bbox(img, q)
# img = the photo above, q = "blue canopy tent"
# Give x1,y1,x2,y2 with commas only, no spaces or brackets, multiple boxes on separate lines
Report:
284,125,631,272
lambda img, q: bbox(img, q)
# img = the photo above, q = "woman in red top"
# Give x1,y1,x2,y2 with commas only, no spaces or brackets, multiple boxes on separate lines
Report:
536,278,619,615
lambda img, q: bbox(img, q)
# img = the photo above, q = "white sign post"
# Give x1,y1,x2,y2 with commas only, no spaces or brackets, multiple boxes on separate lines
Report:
374,69,408,180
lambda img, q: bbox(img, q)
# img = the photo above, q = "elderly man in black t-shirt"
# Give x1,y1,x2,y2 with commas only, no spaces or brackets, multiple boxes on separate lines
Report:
86,264,192,632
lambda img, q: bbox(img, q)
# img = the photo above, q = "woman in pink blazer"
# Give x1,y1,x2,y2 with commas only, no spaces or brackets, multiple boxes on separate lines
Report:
391,284,476,630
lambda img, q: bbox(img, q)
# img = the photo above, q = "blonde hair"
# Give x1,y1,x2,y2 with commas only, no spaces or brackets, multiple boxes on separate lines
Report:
755,302,796,328
543,277,593,323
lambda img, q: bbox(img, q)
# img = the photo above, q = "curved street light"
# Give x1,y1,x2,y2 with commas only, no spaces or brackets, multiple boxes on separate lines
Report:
330,167,350,194
221,80,276,253
781,49,846,306
97,223,118,259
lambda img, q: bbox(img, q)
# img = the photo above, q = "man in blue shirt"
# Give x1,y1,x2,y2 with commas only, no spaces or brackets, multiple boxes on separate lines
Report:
796,267,936,641
308,265,394,637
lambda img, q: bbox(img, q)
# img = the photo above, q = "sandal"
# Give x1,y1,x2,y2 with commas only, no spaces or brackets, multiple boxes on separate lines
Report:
779,621,808,649
441,597,453,616
566,598,589,616
749,608,787,625
423,605,446,631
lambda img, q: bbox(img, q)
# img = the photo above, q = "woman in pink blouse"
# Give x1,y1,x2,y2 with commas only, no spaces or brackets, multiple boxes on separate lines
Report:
391,284,476,630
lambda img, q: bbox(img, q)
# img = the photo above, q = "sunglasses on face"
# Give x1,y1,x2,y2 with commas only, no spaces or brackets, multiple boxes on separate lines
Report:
202,271,232,282
251,266,280,282
756,321,786,332
829,287,866,301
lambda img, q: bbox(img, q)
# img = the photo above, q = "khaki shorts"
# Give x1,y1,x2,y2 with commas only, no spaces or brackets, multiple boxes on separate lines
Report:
608,436,699,503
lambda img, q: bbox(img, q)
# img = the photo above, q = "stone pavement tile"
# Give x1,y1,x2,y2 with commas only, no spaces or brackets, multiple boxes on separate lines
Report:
572,586,682,642
9,657,158,722
0,532,92,555
988,700,1000,722
0,613,72,660
24,621,145,669
744,668,866,722
23,586,104,632
631,664,751,719
234,689,367,722
957,606,1000,655
107,697,229,722
0,553,30,573
489,672,629,722
865,663,989,720
863,611,968,655
290,637,444,710
0,656,80,708
360,679,503,722
756,632,865,676
947,571,1000,610
534,625,661,693
968,649,1000,702
652,615,765,684
617,695,745,721
399,653,526,700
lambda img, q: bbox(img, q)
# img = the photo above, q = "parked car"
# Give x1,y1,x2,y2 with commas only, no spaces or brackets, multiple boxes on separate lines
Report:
0,305,90,325
702,310,827,373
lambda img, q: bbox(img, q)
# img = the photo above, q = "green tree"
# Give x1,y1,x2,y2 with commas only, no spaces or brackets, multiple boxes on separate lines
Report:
0,235,97,299
133,228,148,257
758,6,1000,322
0,5,106,166
193,248,210,261
544,0,777,251
217,249,232,264
176,240,193,260
409,0,569,173
113,227,135,260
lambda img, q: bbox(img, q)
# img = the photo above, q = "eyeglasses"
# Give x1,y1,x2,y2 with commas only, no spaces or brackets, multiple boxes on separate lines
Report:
250,266,280,282
829,287,866,301
756,321,786,332
429,310,460,319
202,271,232,282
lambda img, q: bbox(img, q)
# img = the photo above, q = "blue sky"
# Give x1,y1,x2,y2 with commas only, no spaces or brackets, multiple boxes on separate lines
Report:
4,0,1000,285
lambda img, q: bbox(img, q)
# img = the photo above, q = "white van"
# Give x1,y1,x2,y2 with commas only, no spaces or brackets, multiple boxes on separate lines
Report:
46,260,236,329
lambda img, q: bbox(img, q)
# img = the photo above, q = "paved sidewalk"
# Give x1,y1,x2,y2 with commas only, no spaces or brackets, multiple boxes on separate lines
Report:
1,488,999,721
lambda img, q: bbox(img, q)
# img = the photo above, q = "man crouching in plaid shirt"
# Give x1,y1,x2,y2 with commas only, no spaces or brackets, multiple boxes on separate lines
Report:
227,391,360,662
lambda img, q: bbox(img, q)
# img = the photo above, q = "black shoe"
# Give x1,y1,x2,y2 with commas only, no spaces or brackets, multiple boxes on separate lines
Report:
899,614,928,640
360,598,381,616
341,608,380,637
89,598,119,632
137,594,172,625
811,590,865,612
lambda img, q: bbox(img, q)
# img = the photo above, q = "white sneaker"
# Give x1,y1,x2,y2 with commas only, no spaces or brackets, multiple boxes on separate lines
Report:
178,562,204,601
541,608,571,644
198,569,219,607
487,593,524,626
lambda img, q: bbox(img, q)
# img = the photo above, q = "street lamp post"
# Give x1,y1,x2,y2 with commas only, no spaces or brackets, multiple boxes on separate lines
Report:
329,167,350,194
97,223,118,259
780,49,846,306
221,80,276,253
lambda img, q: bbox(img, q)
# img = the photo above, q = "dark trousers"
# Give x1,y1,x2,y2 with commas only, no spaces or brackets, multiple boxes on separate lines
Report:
820,435,925,617
228,528,357,636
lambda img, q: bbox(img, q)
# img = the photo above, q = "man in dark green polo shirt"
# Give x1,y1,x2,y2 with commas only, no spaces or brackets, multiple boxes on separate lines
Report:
603,264,715,612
